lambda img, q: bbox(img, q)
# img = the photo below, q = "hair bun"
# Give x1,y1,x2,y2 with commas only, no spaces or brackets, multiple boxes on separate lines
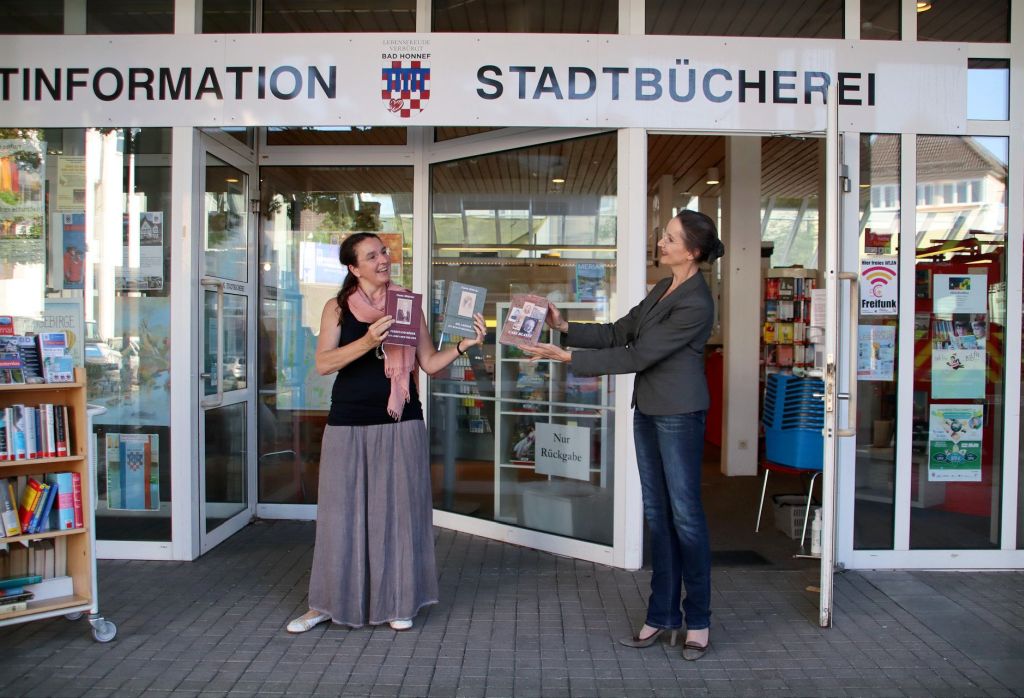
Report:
708,240,725,262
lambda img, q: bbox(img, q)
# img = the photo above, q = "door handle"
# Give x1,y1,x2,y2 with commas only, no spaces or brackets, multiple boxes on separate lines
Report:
200,277,225,407
836,271,858,437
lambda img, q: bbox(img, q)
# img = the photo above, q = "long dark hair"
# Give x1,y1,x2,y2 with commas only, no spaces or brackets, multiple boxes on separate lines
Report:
677,210,725,264
335,232,382,326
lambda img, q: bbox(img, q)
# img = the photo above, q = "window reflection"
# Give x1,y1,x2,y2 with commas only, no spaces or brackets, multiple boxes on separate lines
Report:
761,137,823,269
433,0,616,33
910,135,1006,550
917,0,1009,42
647,0,843,38
257,166,414,504
854,134,900,550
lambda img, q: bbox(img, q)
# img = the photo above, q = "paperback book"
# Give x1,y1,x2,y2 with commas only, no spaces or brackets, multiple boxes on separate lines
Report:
441,282,486,338
36,332,74,383
499,294,549,347
383,289,422,348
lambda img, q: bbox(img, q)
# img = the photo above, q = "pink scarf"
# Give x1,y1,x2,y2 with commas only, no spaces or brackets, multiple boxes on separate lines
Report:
347,283,418,420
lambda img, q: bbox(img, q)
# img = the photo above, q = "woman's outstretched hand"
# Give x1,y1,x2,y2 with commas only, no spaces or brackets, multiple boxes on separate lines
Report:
545,303,569,333
522,342,571,363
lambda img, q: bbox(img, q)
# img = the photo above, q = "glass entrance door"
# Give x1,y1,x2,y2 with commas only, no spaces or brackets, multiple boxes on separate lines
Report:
197,136,258,553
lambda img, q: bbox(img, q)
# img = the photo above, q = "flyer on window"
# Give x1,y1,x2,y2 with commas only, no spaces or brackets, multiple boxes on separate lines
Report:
116,212,165,291
55,156,86,212
927,404,982,482
105,433,160,510
857,325,895,381
933,273,987,314
931,347,985,399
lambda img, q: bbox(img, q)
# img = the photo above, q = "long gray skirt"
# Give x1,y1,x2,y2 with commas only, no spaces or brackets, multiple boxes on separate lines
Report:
308,420,438,627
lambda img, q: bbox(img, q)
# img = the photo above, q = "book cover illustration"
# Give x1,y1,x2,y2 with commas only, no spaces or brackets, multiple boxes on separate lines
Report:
37,331,74,383
383,289,422,348
499,294,549,347
106,433,159,511
0,336,42,383
441,282,486,338
574,263,605,302
0,352,24,384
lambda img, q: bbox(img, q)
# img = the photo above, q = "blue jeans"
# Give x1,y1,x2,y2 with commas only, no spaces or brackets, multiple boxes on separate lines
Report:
633,409,711,630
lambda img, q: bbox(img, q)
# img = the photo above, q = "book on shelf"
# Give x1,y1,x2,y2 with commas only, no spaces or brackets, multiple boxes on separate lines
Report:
0,336,43,383
0,403,72,461
499,294,548,347
778,278,795,301
0,351,25,384
777,344,795,367
574,263,606,302
1,480,20,537
441,282,486,338
36,332,74,383
383,289,422,348
16,478,45,533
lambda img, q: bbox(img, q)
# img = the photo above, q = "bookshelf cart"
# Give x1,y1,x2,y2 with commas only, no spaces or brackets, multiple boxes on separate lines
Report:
493,302,613,542
0,368,117,642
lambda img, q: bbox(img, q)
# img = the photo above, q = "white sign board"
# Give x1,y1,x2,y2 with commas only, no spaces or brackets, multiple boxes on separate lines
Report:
0,34,966,133
535,422,591,481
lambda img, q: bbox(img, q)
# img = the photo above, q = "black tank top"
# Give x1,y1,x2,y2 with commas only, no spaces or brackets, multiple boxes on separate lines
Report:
327,314,423,426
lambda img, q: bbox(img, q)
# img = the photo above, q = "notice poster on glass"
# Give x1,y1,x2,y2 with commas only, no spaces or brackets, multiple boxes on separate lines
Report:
859,257,898,316
0,139,46,290
55,156,86,212
535,422,591,481
857,325,895,381
105,433,160,510
931,348,985,399
933,273,987,314
53,212,86,291
927,404,983,482
116,212,165,291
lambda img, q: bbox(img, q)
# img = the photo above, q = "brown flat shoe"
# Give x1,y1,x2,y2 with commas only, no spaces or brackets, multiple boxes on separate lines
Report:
682,639,709,661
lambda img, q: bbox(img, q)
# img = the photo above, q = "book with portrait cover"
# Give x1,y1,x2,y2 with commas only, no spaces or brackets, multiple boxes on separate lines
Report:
441,282,487,338
499,294,549,347
384,289,422,348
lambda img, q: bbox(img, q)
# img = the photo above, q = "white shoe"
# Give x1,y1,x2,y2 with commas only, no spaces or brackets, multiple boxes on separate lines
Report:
287,611,330,633
389,618,413,631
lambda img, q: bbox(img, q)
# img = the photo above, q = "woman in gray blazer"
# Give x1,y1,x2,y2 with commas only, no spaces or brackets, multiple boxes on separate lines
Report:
525,210,724,661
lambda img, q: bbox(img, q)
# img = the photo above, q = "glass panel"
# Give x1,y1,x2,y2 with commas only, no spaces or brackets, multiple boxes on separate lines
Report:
910,135,1007,550
266,127,407,147
435,127,500,142
258,166,414,503
854,134,900,550
223,293,248,391
263,0,416,32
860,0,900,40
917,0,1009,42
0,0,64,33
205,402,248,532
761,137,823,269
87,0,174,34
967,59,1010,122
433,0,616,33
646,0,843,38
429,133,617,546
202,0,253,33
204,157,248,282
0,128,174,541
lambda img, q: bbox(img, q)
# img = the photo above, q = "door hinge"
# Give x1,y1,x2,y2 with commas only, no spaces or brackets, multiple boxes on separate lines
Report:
839,164,851,193
250,198,260,215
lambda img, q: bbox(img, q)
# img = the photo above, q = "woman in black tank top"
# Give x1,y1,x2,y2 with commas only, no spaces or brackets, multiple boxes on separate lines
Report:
287,233,484,634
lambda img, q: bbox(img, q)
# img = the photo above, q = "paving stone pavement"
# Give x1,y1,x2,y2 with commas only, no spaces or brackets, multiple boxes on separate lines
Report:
1,520,1022,698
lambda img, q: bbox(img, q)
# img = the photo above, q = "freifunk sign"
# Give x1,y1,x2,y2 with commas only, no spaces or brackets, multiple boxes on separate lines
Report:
0,33,966,133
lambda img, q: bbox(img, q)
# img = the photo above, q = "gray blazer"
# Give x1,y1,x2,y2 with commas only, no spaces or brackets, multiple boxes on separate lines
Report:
567,273,714,416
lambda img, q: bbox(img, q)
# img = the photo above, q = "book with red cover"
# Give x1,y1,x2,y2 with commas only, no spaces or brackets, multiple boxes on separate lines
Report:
383,289,422,348
499,294,549,347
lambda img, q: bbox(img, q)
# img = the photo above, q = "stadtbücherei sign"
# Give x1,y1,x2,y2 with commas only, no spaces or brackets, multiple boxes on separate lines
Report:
0,34,965,133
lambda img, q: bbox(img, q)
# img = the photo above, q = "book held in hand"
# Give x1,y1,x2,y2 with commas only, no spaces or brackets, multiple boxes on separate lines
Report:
441,282,486,338
383,289,422,348
499,294,549,347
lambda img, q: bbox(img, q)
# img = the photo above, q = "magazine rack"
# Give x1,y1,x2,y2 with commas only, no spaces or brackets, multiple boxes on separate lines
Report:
0,368,117,642
493,302,613,541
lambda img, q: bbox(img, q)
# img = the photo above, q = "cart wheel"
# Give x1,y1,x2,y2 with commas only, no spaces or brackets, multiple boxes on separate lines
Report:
64,612,84,621
91,619,117,643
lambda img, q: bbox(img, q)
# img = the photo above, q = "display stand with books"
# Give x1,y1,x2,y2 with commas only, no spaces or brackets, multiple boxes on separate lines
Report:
0,368,117,642
493,302,613,542
761,268,818,377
